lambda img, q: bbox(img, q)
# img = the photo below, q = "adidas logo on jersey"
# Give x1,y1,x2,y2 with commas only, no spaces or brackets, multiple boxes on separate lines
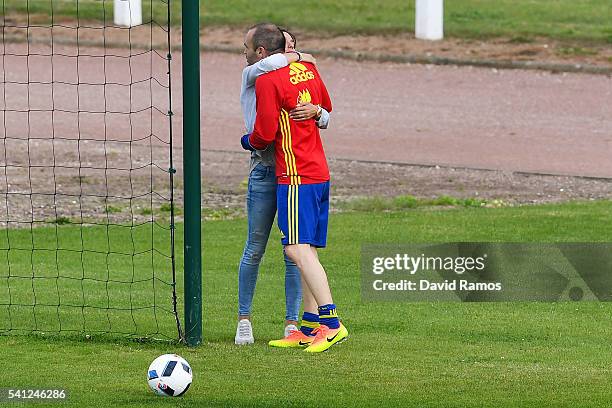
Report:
289,62,315,85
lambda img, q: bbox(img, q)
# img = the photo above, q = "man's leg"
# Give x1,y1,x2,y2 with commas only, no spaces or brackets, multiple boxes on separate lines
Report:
297,273,319,336
283,182,333,307
236,164,277,345
284,244,347,352
301,238,321,317
284,244,332,306
270,182,347,352
270,257,319,347
301,273,318,314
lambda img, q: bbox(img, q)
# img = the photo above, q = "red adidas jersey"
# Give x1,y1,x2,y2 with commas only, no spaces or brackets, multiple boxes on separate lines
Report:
249,62,332,185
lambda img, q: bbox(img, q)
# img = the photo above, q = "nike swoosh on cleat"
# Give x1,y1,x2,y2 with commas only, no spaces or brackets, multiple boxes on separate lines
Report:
298,341,310,346
326,333,339,342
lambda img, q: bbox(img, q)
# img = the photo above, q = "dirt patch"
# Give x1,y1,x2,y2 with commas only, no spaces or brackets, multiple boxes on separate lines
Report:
200,150,612,212
0,140,174,226
204,26,612,70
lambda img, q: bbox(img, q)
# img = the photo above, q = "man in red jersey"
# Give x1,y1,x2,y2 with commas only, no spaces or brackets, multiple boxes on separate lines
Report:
241,26,348,353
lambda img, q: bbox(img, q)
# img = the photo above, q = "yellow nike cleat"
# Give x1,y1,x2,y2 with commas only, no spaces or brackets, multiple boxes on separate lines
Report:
304,323,348,353
268,329,314,348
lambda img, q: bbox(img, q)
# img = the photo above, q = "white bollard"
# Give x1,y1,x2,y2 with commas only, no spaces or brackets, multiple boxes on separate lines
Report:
114,0,142,27
415,0,444,41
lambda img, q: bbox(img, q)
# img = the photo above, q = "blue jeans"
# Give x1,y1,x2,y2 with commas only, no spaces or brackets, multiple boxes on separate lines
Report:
238,163,302,321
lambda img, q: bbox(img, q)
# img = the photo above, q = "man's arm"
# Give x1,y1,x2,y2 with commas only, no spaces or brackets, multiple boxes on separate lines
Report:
248,75,281,150
242,52,316,87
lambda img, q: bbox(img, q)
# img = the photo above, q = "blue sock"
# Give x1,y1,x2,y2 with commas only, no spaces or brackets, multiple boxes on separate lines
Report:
318,304,339,329
299,312,319,336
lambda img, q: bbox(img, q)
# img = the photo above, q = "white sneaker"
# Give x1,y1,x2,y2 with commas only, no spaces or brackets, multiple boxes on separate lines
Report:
235,319,254,345
284,324,298,338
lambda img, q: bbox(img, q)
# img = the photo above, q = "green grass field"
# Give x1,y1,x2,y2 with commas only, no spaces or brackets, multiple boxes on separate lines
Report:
2,200,612,407
2,0,611,43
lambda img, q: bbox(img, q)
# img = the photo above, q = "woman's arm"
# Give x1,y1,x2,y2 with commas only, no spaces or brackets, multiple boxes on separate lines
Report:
242,52,316,87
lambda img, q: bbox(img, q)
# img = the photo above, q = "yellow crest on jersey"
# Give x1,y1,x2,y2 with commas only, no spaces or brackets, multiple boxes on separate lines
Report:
297,89,312,104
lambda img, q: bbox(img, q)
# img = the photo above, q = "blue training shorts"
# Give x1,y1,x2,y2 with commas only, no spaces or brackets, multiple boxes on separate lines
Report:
277,181,330,248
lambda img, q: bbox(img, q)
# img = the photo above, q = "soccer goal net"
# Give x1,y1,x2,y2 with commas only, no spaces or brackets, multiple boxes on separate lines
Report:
0,0,182,341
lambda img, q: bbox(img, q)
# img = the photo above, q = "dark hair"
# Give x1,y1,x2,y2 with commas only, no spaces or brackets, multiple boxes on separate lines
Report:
278,27,297,49
249,23,285,54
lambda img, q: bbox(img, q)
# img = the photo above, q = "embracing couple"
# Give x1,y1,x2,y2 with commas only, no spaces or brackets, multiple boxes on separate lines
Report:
235,23,347,353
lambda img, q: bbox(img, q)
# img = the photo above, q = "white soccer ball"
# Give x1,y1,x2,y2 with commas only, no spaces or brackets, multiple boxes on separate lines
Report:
147,354,192,397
